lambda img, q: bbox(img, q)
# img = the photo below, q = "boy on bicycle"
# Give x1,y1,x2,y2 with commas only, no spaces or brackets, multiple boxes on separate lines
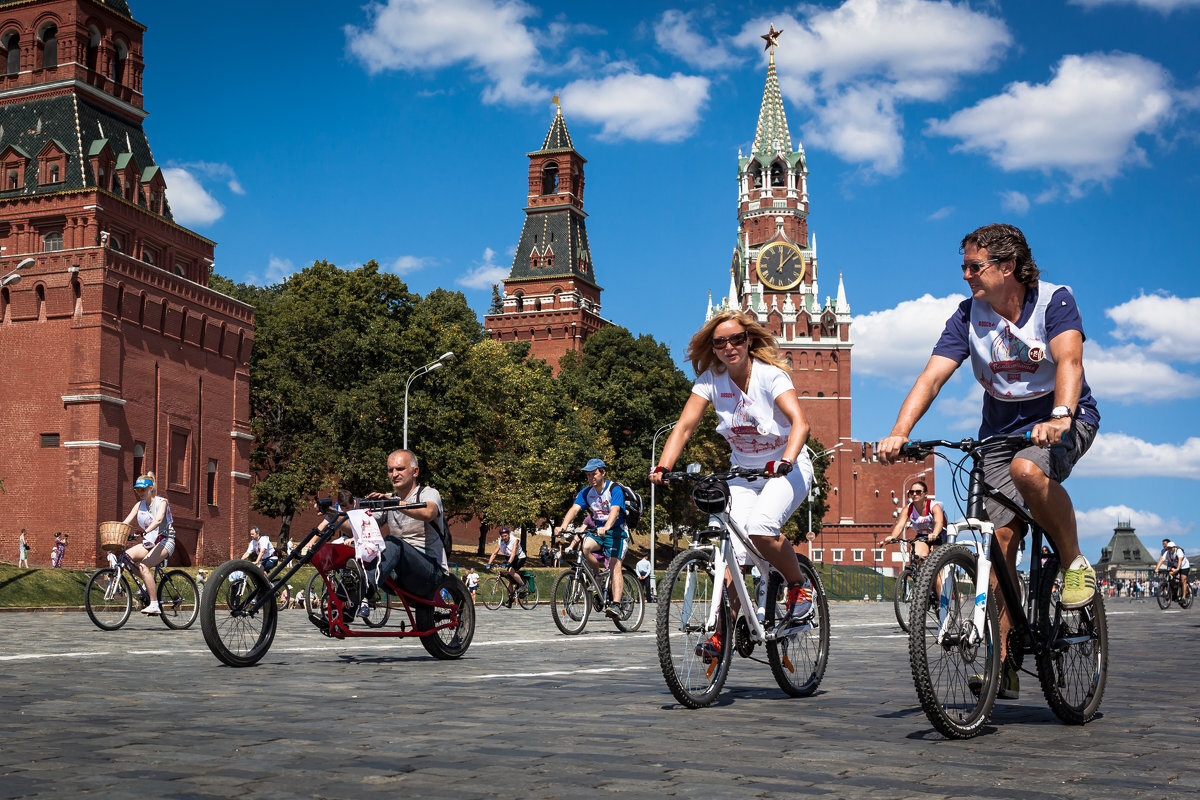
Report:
878,223,1101,700
555,458,629,619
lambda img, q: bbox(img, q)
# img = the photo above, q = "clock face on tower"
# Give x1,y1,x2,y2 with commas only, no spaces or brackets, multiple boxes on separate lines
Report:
756,241,806,290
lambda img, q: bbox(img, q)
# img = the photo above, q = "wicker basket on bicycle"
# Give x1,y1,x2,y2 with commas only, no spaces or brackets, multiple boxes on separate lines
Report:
98,521,134,553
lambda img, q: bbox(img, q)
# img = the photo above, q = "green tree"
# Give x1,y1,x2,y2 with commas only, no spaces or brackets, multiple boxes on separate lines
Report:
488,284,504,314
241,260,419,537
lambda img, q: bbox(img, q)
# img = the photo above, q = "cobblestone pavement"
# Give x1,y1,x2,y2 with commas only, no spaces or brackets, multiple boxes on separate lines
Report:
0,596,1195,799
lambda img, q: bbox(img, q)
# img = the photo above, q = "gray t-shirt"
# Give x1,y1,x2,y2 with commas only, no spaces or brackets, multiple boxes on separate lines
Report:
375,484,447,571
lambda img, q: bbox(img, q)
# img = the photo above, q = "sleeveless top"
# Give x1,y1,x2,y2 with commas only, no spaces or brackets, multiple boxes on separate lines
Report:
969,281,1067,401
137,497,175,547
908,500,942,537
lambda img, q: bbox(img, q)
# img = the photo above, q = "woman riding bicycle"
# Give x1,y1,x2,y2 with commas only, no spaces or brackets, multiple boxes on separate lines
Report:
120,472,176,616
880,481,945,560
650,309,816,657
485,527,526,607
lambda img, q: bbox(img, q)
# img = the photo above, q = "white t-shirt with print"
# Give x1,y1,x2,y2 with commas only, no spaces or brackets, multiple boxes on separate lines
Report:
692,360,794,468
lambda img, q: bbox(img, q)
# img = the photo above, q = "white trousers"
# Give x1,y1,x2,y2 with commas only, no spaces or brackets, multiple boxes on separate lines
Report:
726,455,814,565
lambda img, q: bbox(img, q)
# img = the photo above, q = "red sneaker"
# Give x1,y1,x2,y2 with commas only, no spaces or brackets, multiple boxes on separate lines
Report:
695,632,722,660
786,581,814,621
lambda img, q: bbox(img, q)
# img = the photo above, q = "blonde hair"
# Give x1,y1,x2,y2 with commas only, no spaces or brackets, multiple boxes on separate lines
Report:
686,309,788,376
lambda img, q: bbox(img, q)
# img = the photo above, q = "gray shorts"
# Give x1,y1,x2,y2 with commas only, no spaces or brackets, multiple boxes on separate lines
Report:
981,420,1097,529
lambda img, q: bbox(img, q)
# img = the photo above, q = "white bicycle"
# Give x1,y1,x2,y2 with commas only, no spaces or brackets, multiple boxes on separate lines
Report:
654,464,829,708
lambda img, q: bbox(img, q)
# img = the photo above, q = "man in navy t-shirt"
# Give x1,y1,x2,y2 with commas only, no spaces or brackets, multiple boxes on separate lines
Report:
877,224,1100,701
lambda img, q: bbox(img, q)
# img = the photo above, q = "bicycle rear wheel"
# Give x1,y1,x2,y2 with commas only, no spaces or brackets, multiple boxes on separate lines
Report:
1036,588,1108,725
894,567,915,632
416,576,475,659
766,555,829,697
655,549,733,709
614,571,644,632
157,569,199,629
199,560,278,667
518,573,539,610
482,577,506,610
85,568,132,630
550,570,589,634
1179,590,1194,610
909,543,1000,739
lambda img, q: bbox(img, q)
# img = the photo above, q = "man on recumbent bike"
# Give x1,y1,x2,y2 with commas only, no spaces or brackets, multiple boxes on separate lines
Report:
366,448,449,599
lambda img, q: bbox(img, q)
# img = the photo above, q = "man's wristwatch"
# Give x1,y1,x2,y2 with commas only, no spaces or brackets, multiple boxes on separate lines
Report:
1050,405,1072,419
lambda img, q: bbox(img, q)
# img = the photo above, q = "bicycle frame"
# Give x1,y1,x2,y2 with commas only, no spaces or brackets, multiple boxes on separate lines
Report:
107,550,169,604
700,511,791,647
563,545,615,604
230,501,463,640
930,445,1066,661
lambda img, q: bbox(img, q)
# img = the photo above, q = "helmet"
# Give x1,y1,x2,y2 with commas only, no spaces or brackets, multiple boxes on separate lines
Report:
692,476,730,515
133,477,154,490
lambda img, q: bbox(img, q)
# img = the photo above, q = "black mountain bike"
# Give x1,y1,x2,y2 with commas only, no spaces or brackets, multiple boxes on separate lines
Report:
1155,569,1193,610
900,435,1108,739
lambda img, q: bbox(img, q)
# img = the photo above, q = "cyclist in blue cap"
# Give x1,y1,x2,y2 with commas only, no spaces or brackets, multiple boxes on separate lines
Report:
556,458,630,618
120,472,176,615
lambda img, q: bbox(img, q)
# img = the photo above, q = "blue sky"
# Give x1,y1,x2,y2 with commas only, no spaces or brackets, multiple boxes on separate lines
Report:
137,1,1200,559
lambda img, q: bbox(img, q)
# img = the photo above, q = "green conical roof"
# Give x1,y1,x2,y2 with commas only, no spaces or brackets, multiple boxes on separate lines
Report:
534,105,574,153
752,53,792,158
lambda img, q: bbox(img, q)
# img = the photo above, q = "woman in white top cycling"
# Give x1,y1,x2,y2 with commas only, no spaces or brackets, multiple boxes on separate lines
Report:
880,480,945,560
651,309,816,641
120,472,176,615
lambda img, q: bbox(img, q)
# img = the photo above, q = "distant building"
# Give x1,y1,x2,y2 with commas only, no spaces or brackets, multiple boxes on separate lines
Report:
1095,519,1158,582
711,36,934,568
0,0,253,567
484,101,609,371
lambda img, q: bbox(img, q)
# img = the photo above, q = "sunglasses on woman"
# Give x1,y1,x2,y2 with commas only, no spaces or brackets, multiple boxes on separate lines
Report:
711,331,749,349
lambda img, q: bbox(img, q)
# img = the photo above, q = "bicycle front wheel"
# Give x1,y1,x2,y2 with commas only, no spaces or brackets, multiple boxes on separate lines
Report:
550,570,590,634
157,569,199,630
85,568,133,630
909,543,1000,739
1036,588,1108,725
894,567,915,632
518,574,539,610
655,549,733,709
360,588,393,628
482,576,506,610
613,571,645,633
199,560,278,667
766,555,829,697
1156,581,1172,609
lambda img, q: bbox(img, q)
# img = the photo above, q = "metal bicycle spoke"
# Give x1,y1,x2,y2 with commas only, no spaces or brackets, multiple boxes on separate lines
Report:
199,560,278,667
655,549,732,709
550,569,590,634
1036,592,1108,724
766,556,829,697
85,568,132,630
908,544,1000,739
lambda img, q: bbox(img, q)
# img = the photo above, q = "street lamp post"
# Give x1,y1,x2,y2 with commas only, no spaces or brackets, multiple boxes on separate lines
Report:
649,421,676,599
403,351,454,450
802,442,847,560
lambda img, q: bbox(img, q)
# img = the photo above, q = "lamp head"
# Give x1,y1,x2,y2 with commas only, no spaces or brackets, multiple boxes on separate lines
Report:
438,351,455,362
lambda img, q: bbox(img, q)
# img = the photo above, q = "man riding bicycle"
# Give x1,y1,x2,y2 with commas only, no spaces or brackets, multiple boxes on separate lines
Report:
877,223,1101,701
485,527,526,607
1155,539,1191,600
366,449,449,598
555,458,629,619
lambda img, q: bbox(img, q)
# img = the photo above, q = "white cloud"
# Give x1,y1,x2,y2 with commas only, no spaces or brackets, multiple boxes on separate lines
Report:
928,53,1176,185
1083,341,1200,403
172,160,245,196
1075,505,1191,545
457,247,509,290
927,206,954,221
654,10,738,70
1074,432,1200,479
561,72,710,142
737,0,1012,173
345,0,545,104
999,190,1030,214
266,256,297,284
385,255,433,275
1105,292,1200,362
162,167,224,226
1070,0,1200,11
853,293,966,379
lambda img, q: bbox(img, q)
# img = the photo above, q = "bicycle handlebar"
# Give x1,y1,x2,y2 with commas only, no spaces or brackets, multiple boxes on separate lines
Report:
660,465,772,484
899,430,1070,459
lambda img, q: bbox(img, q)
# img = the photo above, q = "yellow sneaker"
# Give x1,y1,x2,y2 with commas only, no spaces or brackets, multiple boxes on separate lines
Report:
997,664,1019,700
1059,556,1097,609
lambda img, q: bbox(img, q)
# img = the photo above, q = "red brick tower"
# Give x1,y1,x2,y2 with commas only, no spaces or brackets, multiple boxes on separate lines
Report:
0,0,254,567
484,101,608,370
712,34,933,567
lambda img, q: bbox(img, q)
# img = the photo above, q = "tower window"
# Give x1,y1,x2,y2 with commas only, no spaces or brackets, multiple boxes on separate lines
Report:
541,163,559,195
133,442,145,478
206,460,218,506
6,168,18,189
43,231,63,252
770,163,784,187
40,24,57,69
3,32,18,76
112,39,128,85
86,27,99,72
